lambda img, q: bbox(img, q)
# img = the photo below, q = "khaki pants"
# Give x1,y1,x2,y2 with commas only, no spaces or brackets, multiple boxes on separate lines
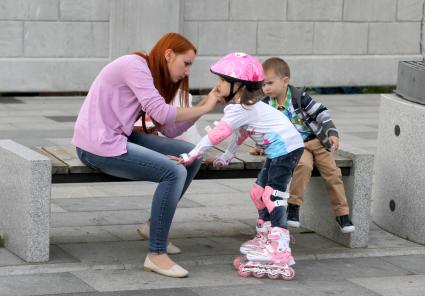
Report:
288,138,349,216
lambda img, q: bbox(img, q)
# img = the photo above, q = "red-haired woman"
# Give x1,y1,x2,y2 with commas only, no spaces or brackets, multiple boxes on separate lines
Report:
72,33,223,278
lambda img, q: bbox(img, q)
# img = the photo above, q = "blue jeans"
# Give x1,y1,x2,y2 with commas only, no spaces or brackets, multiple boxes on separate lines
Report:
76,131,202,254
256,147,304,228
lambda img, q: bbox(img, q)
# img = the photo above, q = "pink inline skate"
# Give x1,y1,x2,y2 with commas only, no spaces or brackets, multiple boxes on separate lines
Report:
237,227,296,280
233,219,270,270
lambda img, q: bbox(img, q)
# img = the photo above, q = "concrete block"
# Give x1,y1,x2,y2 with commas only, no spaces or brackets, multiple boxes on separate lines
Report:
299,147,374,248
230,0,287,21
188,54,422,89
60,0,110,21
372,94,425,245
24,22,109,57
0,21,23,56
184,0,228,20
397,0,424,21
257,22,314,54
369,22,420,54
198,22,257,55
288,0,343,21
183,22,198,48
110,0,181,58
343,0,396,21
314,22,368,54
0,59,108,92
0,0,58,20
0,140,51,262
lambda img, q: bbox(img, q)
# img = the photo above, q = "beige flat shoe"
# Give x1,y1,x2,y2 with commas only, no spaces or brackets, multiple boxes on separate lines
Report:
137,222,182,255
143,255,188,278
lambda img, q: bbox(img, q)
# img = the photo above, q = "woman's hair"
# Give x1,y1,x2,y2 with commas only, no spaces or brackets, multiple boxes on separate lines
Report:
133,32,197,107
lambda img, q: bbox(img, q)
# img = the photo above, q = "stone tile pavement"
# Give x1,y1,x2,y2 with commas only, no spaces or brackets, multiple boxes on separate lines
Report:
1,94,425,295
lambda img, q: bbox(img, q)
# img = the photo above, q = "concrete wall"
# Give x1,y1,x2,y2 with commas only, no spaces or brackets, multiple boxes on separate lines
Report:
0,0,423,92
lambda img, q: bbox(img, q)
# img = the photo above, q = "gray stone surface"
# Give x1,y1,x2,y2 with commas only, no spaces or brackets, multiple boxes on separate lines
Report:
0,273,95,296
397,0,425,21
368,22,421,54
110,0,181,58
0,140,51,262
230,0,287,20
189,55,422,89
0,0,423,91
343,0,397,21
198,21,257,55
300,147,374,248
372,94,425,245
60,0,110,21
0,59,107,92
71,263,261,292
0,0,58,20
257,22,314,54
288,0,343,20
184,0,229,20
0,21,23,56
350,275,425,296
313,22,368,54
24,22,109,57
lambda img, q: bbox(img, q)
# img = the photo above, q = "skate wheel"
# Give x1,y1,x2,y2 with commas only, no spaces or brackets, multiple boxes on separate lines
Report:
253,270,266,278
281,267,296,280
267,271,280,280
233,256,242,270
238,265,251,277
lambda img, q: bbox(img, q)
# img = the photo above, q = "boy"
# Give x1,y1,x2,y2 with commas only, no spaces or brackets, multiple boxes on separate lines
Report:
259,57,354,233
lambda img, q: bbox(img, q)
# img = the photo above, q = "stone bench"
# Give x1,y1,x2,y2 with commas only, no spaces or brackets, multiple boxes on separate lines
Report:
0,140,373,262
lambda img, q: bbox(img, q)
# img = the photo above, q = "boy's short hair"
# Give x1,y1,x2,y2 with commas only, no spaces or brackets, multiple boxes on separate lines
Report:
262,57,290,79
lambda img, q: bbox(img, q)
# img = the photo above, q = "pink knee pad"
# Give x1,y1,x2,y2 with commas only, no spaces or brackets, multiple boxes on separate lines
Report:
262,186,288,213
262,186,274,213
250,183,265,210
208,120,233,145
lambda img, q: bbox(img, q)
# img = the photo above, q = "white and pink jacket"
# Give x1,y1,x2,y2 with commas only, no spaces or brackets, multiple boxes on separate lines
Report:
181,101,304,165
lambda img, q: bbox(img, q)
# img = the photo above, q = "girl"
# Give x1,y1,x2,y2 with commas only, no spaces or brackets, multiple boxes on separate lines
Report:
176,52,304,280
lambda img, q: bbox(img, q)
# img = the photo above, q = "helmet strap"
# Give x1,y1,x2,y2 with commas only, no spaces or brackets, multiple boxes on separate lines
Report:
225,82,244,102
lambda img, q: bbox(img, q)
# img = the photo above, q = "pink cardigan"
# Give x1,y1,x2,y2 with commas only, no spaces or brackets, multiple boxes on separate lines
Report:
72,55,193,157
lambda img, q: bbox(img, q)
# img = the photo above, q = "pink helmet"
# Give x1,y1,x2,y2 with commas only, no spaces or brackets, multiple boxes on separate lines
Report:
210,52,264,90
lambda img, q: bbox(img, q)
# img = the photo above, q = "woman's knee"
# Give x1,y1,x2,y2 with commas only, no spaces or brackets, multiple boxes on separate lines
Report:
160,162,187,182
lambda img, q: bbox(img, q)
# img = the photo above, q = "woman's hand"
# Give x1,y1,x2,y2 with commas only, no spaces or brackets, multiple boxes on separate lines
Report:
203,87,225,112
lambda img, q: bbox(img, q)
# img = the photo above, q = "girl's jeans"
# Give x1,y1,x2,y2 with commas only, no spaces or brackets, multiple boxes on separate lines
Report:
256,147,304,228
76,131,202,254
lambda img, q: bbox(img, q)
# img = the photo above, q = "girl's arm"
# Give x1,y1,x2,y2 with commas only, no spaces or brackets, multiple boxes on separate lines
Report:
213,129,250,167
177,104,250,166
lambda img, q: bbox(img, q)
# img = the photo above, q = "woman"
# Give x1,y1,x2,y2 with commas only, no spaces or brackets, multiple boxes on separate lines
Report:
72,33,222,278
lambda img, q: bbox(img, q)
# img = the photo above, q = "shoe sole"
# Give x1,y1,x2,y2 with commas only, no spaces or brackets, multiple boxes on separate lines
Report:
336,223,355,234
287,220,300,228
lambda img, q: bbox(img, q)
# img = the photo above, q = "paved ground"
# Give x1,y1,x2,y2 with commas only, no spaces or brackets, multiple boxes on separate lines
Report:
1,94,425,296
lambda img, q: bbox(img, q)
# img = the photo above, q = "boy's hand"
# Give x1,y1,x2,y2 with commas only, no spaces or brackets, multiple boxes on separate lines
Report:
329,136,340,152
249,147,264,156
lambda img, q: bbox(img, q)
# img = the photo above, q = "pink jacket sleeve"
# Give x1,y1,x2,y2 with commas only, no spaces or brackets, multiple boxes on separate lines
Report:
122,56,177,126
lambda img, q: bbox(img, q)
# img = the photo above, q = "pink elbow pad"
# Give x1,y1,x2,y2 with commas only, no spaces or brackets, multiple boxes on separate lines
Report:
208,120,233,145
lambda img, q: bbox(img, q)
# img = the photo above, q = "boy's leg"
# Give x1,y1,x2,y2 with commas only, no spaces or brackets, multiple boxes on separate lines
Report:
309,139,349,216
288,147,314,206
